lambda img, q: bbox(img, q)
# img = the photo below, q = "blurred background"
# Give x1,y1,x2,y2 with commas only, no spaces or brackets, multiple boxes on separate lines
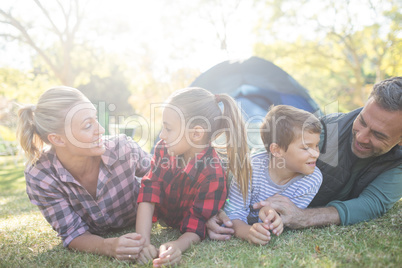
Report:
0,0,401,155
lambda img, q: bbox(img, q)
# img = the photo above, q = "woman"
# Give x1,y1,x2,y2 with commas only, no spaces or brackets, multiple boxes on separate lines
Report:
16,86,150,261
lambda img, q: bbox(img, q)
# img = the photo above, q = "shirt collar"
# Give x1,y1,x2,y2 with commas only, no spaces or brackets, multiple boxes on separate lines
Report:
182,145,215,180
50,137,119,183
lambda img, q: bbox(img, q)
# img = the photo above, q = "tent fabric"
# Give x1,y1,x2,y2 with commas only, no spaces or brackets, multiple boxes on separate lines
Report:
190,56,321,120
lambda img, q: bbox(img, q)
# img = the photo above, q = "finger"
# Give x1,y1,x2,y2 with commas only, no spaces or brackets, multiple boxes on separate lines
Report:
154,249,181,267
158,245,171,258
253,200,267,210
263,210,276,224
138,253,150,265
217,210,233,227
124,233,142,241
208,231,233,241
273,221,284,236
141,247,156,263
248,228,270,245
270,214,282,228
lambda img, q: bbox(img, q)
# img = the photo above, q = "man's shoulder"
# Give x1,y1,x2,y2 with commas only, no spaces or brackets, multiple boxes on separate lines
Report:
320,108,362,124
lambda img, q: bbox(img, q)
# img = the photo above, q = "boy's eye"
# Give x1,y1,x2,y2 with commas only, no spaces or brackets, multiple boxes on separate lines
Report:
85,123,92,129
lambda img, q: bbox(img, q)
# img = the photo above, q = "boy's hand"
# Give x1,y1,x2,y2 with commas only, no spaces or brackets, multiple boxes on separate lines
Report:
153,243,182,267
247,222,271,245
138,244,158,265
259,205,284,236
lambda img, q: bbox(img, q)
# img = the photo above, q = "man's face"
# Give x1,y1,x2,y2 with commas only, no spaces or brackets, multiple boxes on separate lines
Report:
351,98,402,158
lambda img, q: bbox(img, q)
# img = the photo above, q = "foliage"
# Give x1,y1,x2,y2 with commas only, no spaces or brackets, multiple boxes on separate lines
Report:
253,0,402,112
0,160,401,267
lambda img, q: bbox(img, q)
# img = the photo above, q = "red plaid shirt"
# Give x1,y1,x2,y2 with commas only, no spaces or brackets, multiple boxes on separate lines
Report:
137,140,227,239
25,135,151,247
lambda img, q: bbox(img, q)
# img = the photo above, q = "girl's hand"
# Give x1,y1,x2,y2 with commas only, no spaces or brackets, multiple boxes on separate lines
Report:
259,205,284,236
153,243,182,267
206,210,234,240
247,222,271,245
138,244,158,265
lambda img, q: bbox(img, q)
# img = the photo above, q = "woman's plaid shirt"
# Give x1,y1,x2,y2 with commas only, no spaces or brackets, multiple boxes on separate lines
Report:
25,135,151,247
137,140,227,240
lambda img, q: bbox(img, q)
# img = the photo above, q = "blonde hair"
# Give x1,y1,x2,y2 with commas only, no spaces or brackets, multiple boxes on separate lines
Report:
167,87,252,201
16,86,89,165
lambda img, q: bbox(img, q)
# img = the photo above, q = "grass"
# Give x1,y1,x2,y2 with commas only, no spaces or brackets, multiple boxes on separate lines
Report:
0,158,401,268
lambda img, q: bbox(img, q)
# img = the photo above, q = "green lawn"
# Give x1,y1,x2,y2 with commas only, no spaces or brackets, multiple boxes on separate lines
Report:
0,159,401,268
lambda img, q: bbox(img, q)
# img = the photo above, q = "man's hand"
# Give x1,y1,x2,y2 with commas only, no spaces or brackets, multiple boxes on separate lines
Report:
254,194,341,229
206,209,235,240
259,205,283,236
253,194,304,229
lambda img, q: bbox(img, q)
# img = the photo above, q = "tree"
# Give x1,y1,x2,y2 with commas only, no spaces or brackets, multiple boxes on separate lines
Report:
0,0,87,86
254,0,401,110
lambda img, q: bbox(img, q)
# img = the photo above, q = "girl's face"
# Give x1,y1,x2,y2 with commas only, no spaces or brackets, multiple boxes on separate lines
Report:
278,130,320,176
62,102,106,156
159,107,194,160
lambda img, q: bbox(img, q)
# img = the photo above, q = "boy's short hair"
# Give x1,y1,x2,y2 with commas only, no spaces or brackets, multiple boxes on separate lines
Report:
260,105,321,152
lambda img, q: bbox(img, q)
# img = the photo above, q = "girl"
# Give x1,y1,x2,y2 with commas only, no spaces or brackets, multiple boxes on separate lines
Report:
136,87,252,266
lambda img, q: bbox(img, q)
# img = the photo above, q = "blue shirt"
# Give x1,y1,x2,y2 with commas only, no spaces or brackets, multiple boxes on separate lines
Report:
224,151,323,224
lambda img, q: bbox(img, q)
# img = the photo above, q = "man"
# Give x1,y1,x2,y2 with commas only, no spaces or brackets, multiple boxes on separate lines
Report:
206,77,402,239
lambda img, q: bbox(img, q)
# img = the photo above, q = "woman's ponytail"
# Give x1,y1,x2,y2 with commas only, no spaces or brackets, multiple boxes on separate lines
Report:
16,105,44,165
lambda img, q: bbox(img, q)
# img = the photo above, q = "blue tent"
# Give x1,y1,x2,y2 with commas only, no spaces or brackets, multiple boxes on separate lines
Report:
191,56,321,123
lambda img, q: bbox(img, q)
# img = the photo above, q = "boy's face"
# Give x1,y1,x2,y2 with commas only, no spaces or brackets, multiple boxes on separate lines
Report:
278,130,320,176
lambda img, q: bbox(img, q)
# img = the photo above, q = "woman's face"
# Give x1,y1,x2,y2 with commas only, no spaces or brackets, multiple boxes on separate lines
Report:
62,102,106,156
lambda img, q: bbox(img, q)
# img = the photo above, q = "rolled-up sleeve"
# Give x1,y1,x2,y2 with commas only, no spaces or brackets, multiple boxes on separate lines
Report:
327,166,402,225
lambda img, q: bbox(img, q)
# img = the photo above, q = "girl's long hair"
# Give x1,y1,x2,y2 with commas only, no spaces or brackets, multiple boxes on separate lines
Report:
167,87,252,200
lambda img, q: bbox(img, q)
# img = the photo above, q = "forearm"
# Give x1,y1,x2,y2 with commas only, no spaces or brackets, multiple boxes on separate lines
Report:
232,219,252,240
68,232,116,256
136,202,155,245
171,232,201,253
288,206,340,229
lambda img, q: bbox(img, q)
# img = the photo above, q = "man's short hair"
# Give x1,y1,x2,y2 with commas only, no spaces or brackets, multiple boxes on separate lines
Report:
260,105,321,152
369,76,402,111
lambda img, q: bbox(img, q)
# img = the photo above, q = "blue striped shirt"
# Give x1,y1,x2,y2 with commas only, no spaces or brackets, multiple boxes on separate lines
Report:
224,151,323,224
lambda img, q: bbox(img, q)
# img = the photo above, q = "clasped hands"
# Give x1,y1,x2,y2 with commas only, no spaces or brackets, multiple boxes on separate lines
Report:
137,242,181,267
247,205,284,245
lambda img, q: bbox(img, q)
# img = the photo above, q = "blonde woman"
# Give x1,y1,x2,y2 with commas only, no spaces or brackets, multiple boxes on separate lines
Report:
17,86,150,261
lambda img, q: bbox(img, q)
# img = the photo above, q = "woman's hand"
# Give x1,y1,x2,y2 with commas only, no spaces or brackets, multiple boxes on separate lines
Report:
153,242,182,267
111,233,145,261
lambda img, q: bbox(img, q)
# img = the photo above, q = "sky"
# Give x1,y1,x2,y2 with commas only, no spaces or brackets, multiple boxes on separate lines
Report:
0,0,259,73
0,0,395,74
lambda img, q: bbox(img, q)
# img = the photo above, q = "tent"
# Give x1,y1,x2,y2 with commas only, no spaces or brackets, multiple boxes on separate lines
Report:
190,56,321,149
191,56,321,122
152,56,321,152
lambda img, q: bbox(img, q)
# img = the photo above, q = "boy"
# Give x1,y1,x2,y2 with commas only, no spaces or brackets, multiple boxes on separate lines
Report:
224,105,323,245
